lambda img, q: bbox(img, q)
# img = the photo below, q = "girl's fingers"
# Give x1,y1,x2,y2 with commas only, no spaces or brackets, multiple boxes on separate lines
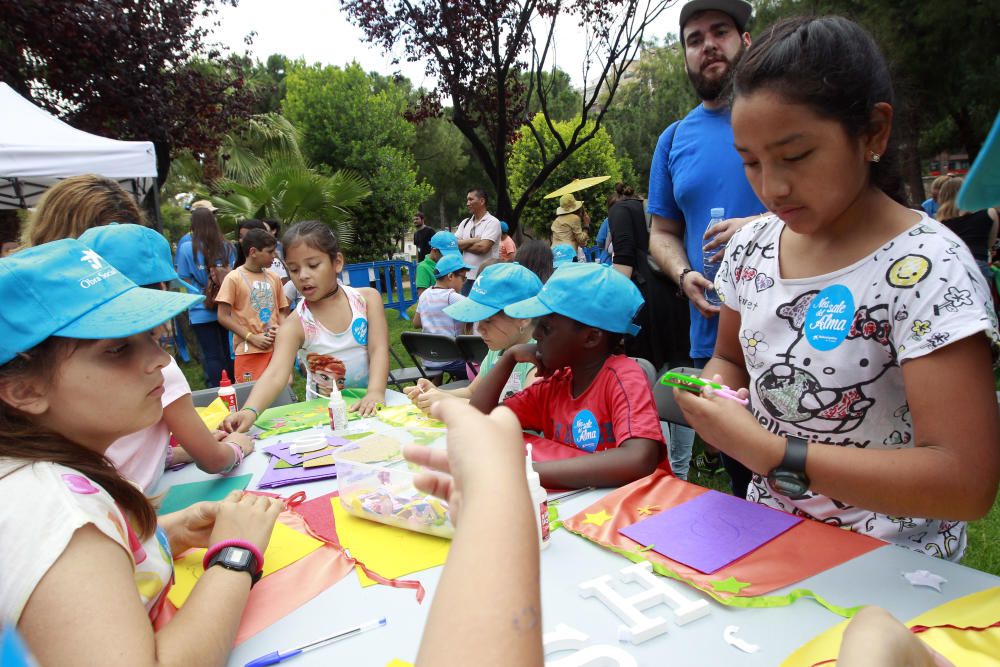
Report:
404,443,450,474
413,471,453,500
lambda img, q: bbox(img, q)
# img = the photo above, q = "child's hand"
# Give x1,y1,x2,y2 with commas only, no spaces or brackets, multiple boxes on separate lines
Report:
223,409,256,433
673,374,756,451
351,391,386,417
505,343,543,368
405,378,446,414
224,431,255,456
160,490,239,554
249,332,274,350
208,492,284,554
403,399,525,526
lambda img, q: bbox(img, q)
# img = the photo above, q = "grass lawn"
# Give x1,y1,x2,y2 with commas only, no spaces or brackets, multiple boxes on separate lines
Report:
178,304,1000,577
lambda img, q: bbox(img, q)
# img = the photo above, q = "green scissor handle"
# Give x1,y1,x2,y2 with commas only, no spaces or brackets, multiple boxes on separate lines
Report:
657,371,722,393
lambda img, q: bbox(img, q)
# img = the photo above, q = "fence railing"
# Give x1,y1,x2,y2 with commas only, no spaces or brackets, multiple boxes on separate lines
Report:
342,259,419,320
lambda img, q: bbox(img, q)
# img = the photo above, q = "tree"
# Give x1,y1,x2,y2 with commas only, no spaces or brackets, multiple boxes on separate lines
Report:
0,0,259,182
342,0,674,230
508,114,627,238
283,63,432,261
603,39,697,189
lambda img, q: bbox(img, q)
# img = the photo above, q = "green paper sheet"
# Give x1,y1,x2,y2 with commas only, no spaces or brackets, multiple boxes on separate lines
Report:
255,391,365,438
157,474,253,515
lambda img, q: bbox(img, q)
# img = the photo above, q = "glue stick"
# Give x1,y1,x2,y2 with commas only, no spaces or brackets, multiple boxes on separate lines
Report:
328,384,348,432
217,370,238,414
525,443,550,550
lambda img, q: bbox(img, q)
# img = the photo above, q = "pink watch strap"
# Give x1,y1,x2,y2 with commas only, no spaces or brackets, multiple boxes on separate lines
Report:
202,539,264,575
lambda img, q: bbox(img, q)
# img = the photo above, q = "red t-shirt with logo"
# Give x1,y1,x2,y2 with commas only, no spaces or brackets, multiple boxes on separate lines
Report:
504,355,665,453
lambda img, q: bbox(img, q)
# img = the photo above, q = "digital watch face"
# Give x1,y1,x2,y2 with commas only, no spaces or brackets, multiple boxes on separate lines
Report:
222,548,252,568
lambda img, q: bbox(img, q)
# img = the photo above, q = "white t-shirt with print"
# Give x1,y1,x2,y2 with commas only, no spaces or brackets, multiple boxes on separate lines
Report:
717,213,999,561
106,356,191,492
0,461,173,623
297,283,371,399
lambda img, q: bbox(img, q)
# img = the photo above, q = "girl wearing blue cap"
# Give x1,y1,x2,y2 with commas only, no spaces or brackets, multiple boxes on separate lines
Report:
677,16,999,560
0,239,283,666
405,263,543,412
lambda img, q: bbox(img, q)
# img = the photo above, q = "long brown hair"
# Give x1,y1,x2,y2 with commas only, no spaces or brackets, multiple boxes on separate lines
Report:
935,176,964,222
22,175,146,247
191,208,230,268
0,338,157,539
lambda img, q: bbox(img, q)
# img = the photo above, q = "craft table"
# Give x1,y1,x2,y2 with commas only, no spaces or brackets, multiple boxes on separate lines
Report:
153,392,1000,666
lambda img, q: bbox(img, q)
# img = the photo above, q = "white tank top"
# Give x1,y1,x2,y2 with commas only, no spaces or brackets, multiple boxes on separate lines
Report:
296,282,370,399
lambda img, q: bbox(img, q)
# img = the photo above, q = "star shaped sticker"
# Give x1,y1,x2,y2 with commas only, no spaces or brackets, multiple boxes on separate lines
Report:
903,569,946,592
710,576,751,594
583,509,614,527
636,505,661,517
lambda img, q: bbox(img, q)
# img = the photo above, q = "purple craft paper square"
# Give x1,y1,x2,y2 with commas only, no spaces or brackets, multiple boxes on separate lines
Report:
618,490,802,574
261,436,351,466
257,452,338,488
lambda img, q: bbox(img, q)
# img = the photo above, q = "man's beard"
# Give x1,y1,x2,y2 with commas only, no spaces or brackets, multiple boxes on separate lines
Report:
686,41,747,103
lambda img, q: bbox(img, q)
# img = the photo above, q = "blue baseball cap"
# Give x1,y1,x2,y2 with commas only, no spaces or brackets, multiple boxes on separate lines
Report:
500,221,510,234
430,230,460,255
444,262,543,322
958,111,1000,211
505,263,644,335
0,239,204,364
79,223,199,293
552,243,576,267
434,253,472,278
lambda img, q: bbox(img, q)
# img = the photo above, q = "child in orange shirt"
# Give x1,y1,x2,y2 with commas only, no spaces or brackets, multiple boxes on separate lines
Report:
216,229,290,382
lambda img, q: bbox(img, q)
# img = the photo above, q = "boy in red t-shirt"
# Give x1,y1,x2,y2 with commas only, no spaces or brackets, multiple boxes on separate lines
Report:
470,263,666,489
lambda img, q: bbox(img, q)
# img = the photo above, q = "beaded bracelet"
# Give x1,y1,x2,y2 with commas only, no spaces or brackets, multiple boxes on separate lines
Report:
219,441,244,474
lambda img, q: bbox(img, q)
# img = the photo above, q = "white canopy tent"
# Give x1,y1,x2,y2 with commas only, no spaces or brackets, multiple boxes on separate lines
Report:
0,82,158,209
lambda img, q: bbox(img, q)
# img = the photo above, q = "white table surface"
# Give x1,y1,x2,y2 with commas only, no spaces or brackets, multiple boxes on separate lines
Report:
154,392,1000,667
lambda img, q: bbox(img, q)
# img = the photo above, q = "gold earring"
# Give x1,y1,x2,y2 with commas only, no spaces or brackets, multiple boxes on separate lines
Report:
870,152,881,163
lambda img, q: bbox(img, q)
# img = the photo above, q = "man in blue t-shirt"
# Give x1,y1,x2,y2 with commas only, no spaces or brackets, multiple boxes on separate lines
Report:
647,0,766,494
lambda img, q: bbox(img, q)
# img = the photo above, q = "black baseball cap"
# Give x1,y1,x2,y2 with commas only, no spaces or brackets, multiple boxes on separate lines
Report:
679,0,752,35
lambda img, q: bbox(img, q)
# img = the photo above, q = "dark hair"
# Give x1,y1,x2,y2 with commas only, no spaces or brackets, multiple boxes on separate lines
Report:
283,220,341,263
468,188,489,205
732,16,907,204
0,338,157,539
262,219,280,235
191,208,231,268
514,240,553,283
413,212,425,221
241,228,277,255
607,182,640,209
235,219,267,267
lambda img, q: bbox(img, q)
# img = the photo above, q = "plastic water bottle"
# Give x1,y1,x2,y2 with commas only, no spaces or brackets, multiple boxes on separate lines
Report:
702,207,725,307
218,370,238,414
525,443,550,550
328,385,348,432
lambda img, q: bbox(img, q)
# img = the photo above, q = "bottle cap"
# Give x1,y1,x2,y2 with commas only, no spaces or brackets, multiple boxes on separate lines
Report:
219,370,232,387
525,443,541,488
710,207,725,218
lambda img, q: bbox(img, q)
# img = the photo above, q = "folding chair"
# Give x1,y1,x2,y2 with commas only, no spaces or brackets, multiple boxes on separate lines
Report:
388,347,426,392
190,381,297,409
456,334,490,365
630,357,657,388
400,331,465,384
651,366,701,427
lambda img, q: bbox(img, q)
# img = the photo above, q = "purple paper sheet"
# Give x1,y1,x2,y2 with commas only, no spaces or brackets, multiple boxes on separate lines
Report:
257,452,338,488
261,436,351,467
618,490,802,574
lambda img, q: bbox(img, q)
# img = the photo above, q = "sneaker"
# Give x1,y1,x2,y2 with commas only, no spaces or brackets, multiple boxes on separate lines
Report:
693,452,723,475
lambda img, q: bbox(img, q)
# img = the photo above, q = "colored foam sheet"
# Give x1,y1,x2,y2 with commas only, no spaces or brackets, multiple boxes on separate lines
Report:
255,393,364,438
303,455,335,468
157,474,253,515
258,453,338,488
619,489,802,574
262,436,349,467
330,498,449,587
168,521,324,607
376,404,445,430
295,491,340,545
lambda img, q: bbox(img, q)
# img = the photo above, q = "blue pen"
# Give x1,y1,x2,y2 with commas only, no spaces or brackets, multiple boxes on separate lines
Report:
245,617,387,667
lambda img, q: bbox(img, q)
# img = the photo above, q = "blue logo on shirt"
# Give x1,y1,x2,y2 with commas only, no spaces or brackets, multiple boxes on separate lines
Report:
805,284,854,351
258,307,272,324
351,317,368,345
572,409,601,452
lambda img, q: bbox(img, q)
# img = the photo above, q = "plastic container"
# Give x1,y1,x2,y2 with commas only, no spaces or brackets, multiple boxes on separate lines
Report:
218,370,238,414
702,207,725,307
333,430,454,539
525,443,550,549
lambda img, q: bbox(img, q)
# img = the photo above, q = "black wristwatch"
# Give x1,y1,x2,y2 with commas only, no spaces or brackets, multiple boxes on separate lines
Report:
767,436,810,500
206,546,263,586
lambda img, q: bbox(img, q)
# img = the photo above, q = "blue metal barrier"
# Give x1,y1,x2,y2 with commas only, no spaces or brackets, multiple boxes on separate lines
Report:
582,246,601,262
342,260,418,320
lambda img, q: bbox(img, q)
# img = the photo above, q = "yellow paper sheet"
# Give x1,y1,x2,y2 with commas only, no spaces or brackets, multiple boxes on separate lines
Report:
386,661,414,667
194,398,230,431
782,586,1000,666
303,455,335,468
168,521,324,607
330,498,450,587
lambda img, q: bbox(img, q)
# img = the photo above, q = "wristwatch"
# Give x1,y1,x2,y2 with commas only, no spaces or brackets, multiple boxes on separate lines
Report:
206,546,262,586
767,436,810,500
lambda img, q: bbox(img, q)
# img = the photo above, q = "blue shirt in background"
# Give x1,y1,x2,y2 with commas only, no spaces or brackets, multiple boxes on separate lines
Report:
648,104,766,359
175,241,236,324
921,198,939,219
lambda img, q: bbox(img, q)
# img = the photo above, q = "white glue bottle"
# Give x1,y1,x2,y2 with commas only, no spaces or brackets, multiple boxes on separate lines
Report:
525,443,550,550
218,370,238,414
328,385,348,432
